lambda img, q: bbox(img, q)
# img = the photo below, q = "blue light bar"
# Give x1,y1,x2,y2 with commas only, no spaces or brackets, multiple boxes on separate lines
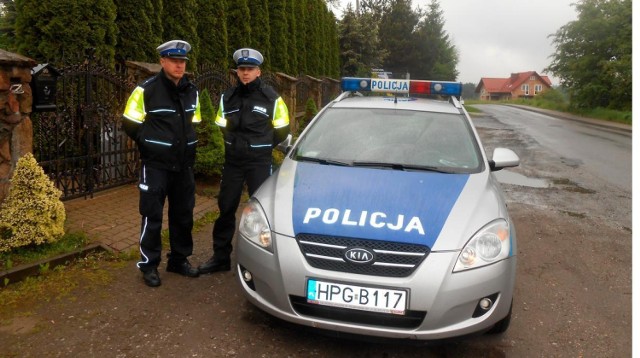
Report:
341,77,462,97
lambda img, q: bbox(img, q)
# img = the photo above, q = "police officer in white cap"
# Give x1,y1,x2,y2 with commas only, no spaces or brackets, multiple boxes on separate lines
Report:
123,40,202,287
198,48,290,274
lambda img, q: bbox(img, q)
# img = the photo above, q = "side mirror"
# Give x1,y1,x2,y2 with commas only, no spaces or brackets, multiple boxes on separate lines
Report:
276,134,292,154
489,148,520,171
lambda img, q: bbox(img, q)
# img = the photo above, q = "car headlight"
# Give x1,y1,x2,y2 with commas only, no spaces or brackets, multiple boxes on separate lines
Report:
238,199,274,252
453,219,511,272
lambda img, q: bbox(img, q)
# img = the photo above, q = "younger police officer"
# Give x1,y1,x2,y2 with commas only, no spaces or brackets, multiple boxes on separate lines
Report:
198,48,290,274
123,40,201,287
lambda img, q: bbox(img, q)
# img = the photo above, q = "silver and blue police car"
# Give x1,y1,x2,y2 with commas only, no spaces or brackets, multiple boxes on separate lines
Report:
235,77,520,340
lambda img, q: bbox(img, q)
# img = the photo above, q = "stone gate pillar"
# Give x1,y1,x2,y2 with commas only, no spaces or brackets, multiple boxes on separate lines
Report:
0,50,36,204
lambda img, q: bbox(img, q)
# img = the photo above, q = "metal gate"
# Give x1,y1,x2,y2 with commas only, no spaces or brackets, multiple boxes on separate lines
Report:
192,65,235,111
32,62,138,200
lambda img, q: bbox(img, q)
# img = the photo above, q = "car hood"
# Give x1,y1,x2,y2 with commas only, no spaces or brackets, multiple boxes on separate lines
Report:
254,160,508,251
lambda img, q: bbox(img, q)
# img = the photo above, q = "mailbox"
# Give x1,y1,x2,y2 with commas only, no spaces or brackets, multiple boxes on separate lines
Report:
31,63,61,112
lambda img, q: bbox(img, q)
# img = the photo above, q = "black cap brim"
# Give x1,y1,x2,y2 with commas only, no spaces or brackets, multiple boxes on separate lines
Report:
164,54,189,60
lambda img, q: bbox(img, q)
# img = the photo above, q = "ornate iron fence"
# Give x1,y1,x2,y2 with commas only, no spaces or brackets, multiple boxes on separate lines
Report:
32,60,137,200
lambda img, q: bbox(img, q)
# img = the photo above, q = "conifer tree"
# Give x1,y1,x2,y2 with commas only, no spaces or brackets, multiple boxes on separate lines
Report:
316,3,329,76
14,0,118,65
149,0,164,44
194,89,225,177
114,0,159,63
285,0,298,73
0,153,65,252
248,0,270,70
379,0,419,77
0,0,17,51
338,4,385,77
325,10,341,77
161,0,199,69
304,0,322,75
413,0,458,80
294,0,308,75
319,4,338,76
226,0,251,67
267,0,289,72
197,0,228,68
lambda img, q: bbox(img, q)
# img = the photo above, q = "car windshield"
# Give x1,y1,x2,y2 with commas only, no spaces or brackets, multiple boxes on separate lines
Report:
292,107,483,173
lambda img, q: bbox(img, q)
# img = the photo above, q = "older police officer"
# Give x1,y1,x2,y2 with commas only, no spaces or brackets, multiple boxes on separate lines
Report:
198,48,290,274
123,40,202,287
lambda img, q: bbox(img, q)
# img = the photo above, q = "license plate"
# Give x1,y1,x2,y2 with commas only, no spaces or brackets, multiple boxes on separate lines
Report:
306,279,407,315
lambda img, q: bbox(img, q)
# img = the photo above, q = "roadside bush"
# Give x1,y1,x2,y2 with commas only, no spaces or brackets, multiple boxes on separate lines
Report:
0,153,66,252
539,88,566,103
533,88,568,110
194,89,225,177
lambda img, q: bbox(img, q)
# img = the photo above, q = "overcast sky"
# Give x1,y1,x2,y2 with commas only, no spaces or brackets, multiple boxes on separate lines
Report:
333,0,579,85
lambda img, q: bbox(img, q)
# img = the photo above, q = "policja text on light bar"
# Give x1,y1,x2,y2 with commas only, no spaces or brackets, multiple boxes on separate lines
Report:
341,77,463,97
371,79,409,93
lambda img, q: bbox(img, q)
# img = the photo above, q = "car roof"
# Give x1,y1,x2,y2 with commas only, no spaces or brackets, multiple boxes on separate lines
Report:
330,95,464,115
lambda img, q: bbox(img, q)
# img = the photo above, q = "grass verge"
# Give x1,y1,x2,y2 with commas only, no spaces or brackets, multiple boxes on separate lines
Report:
0,231,90,271
464,97,631,125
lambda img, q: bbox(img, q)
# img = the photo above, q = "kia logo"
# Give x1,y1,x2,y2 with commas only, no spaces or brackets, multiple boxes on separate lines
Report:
344,248,375,264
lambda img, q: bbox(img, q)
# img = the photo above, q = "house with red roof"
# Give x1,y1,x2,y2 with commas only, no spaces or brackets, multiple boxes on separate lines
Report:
475,71,553,101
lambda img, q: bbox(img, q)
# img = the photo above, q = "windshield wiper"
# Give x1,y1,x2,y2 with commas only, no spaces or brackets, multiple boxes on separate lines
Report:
295,156,352,167
351,161,456,173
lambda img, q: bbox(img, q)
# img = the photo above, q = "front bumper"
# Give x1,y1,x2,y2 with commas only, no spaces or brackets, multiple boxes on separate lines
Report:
236,232,516,340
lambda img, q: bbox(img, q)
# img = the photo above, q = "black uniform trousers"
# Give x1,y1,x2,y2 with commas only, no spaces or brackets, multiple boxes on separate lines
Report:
212,158,271,260
137,165,195,272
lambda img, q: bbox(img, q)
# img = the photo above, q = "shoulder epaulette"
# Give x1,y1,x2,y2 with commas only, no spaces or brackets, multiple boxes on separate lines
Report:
140,75,159,88
260,84,279,102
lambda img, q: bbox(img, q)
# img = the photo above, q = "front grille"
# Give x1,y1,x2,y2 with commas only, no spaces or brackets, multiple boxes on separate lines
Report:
296,234,430,277
290,295,426,329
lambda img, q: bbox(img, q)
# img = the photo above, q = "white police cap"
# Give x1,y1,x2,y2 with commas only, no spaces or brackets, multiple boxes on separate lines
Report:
233,48,263,67
156,40,191,60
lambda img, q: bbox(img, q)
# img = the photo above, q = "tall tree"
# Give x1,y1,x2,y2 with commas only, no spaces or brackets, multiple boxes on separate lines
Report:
197,0,228,68
268,0,289,72
149,0,163,44
316,2,329,76
338,4,385,77
248,0,270,70
294,0,308,75
413,0,458,80
14,0,118,65
379,0,419,77
304,0,323,75
161,0,199,68
325,9,341,77
545,0,631,111
0,0,17,51
286,0,298,73
226,0,251,68
360,0,391,21
114,0,159,64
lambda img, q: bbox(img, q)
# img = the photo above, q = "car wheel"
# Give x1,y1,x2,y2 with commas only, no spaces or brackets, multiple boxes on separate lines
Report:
486,299,512,334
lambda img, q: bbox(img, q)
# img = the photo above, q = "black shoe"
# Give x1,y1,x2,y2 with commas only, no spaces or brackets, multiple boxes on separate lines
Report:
166,260,200,277
198,256,231,274
142,268,161,287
